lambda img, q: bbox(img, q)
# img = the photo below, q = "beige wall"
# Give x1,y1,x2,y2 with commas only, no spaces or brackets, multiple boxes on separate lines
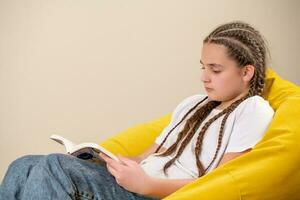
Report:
0,0,299,181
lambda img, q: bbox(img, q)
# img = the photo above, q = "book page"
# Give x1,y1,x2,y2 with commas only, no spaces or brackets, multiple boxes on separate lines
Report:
50,134,119,162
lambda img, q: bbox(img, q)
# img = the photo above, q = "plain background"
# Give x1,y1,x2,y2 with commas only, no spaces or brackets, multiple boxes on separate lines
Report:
0,0,299,181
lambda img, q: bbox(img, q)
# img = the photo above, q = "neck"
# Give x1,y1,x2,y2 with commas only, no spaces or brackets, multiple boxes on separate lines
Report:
217,91,249,110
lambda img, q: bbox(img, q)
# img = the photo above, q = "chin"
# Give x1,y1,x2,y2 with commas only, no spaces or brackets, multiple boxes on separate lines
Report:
206,93,222,102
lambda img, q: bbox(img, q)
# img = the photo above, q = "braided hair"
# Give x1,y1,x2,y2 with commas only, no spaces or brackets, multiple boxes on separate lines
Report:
154,21,269,177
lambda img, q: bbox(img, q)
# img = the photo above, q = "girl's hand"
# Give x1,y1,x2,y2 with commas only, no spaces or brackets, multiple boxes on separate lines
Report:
99,153,152,195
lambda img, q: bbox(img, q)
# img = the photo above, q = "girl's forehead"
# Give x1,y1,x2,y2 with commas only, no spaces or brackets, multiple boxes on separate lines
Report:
201,43,228,60
201,43,238,67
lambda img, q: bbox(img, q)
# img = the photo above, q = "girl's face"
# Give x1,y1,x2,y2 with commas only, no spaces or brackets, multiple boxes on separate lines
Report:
200,43,251,103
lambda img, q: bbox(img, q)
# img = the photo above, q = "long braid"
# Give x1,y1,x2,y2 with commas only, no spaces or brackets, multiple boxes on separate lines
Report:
159,101,220,175
154,96,208,154
154,21,268,178
155,100,219,157
192,95,248,176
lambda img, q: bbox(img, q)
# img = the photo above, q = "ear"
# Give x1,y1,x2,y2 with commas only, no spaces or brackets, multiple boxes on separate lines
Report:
242,65,255,82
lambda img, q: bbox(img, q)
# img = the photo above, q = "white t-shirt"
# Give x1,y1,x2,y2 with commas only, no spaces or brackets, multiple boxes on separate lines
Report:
139,94,274,179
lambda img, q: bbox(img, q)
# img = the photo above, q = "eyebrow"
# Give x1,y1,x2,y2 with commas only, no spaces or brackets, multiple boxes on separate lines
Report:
200,60,224,68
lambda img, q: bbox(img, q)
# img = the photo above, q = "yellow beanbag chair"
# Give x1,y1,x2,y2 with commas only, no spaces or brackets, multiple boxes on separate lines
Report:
100,68,300,200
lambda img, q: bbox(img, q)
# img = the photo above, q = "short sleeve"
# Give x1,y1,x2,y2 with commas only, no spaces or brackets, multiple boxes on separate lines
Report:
155,94,207,148
226,96,274,152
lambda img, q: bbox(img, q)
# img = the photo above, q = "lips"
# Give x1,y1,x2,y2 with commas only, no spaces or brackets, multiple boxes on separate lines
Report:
205,87,213,92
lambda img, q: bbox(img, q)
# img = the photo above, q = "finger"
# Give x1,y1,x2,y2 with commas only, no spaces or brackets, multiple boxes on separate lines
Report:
107,165,123,185
118,156,137,166
106,164,119,177
101,154,128,171
102,158,121,173
100,153,114,165
107,159,125,172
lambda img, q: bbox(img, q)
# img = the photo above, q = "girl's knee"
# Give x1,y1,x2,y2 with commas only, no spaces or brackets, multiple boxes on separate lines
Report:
40,153,75,169
5,155,43,177
43,153,71,163
9,155,42,169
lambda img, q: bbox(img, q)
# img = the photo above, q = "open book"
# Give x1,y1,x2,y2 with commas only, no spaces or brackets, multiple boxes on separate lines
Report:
50,134,119,163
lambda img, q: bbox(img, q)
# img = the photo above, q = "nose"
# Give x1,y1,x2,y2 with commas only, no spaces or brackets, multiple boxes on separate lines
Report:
201,70,210,83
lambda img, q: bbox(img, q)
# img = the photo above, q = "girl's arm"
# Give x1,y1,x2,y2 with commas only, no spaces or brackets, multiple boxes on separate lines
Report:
144,149,252,198
100,151,194,199
217,148,252,167
128,143,166,163
144,177,196,199
143,148,252,198
132,144,195,198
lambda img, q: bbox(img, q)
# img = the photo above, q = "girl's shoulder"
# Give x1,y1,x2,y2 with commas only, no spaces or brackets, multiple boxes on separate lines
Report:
234,95,274,118
171,94,274,122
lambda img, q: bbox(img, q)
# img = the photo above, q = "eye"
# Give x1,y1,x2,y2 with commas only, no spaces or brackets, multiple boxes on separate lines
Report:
200,65,221,73
212,70,221,74
211,67,221,73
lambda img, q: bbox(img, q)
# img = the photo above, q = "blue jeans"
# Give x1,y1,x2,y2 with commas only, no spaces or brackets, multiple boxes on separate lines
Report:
0,153,160,200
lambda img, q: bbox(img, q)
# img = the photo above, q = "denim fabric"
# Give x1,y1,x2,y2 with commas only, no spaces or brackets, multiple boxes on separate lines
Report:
0,153,160,200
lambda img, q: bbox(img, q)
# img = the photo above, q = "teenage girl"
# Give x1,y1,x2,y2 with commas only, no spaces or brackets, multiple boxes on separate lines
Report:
0,21,274,200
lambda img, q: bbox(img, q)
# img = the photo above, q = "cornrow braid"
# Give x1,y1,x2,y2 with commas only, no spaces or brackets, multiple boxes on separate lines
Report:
207,22,259,38
214,29,266,95
204,21,268,95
